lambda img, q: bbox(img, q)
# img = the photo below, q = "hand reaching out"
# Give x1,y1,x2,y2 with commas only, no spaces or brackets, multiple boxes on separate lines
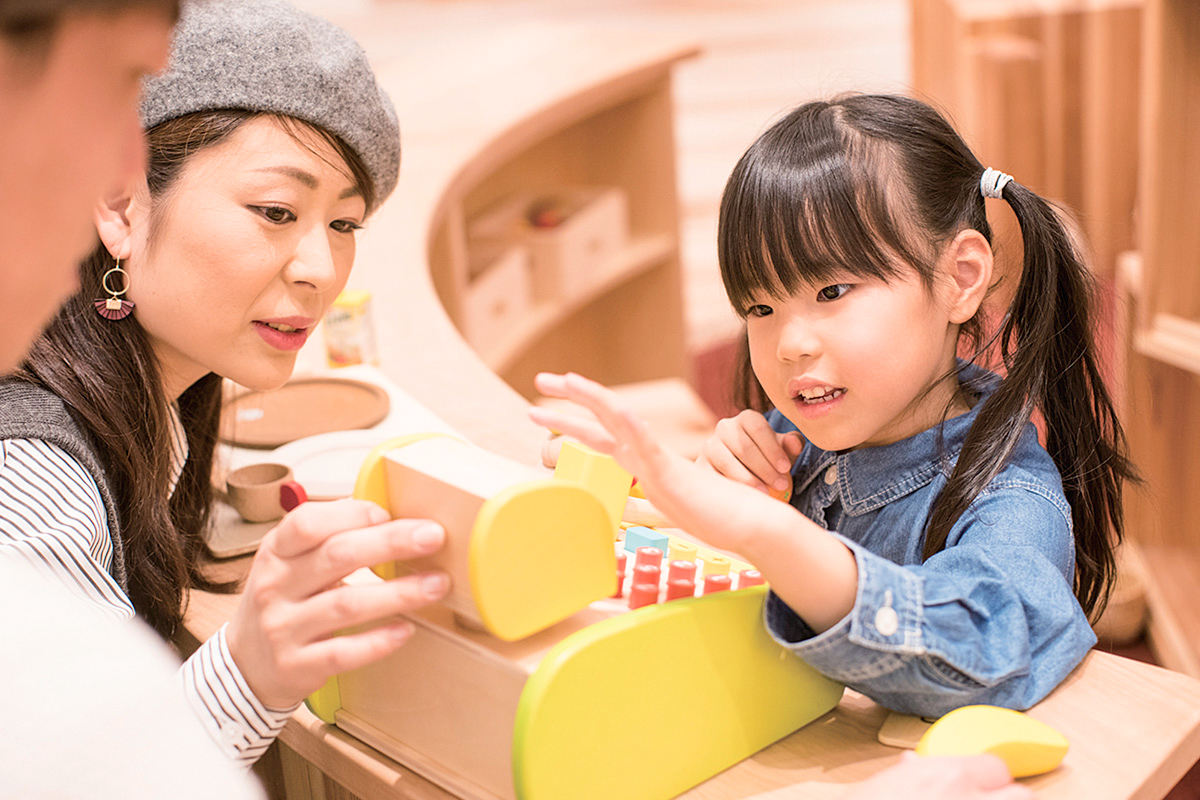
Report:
529,371,859,633
225,498,450,710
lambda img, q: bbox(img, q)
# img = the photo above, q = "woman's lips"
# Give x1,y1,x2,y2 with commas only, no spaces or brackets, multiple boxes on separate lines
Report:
253,320,310,351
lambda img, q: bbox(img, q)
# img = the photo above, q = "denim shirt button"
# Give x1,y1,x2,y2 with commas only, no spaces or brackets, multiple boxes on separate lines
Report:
824,464,838,485
874,605,899,637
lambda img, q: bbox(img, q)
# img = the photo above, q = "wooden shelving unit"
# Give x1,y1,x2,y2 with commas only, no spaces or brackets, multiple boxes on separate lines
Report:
1123,0,1200,678
428,63,692,401
910,0,1142,278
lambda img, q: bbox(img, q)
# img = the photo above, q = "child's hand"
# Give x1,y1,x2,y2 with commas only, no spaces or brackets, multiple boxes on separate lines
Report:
530,372,781,555
696,410,804,494
225,499,450,710
530,371,859,632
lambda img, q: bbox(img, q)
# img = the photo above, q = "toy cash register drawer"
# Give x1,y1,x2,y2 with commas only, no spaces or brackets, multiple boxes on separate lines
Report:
307,435,844,800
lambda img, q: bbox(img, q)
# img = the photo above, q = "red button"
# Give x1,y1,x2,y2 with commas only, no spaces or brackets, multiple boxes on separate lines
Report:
665,579,695,601
632,563,661,588
668,559,697,583
737,569,765,589
703,574,732,595
629,582,659,609
634,546,663,570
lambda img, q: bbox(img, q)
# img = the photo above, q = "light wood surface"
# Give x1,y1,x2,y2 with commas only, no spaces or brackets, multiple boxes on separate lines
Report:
185,562,1200,799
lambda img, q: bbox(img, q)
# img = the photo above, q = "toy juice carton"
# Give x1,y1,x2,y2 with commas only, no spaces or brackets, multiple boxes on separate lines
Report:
324,289,379,367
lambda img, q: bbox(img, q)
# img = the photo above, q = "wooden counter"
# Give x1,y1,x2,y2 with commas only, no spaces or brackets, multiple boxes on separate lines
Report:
184,19,1200,800
185,564,1200,799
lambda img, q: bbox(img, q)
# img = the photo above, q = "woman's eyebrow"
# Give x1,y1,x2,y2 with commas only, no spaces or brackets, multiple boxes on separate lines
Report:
253,165,362,199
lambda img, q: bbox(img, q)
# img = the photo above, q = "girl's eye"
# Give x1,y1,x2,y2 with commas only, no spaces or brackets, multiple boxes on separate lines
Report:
253,205,296,224
817,283,851,302
331,219,363,234
746,304,773,318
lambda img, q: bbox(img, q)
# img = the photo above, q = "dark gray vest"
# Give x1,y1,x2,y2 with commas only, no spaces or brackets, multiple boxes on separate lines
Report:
0,378,128,591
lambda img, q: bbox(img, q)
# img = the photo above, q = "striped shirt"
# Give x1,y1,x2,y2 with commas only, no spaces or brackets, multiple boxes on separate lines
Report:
0,405,296,766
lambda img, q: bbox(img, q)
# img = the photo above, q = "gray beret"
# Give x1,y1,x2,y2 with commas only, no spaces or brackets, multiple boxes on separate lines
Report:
140,0,399,210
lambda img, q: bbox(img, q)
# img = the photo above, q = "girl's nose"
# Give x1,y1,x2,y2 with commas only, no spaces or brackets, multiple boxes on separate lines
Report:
776,314,821,362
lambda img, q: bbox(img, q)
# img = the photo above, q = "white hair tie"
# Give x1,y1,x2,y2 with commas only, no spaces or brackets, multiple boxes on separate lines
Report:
980,168,1013,199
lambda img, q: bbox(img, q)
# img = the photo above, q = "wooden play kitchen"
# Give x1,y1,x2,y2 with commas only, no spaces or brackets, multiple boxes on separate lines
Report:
304,435,843,800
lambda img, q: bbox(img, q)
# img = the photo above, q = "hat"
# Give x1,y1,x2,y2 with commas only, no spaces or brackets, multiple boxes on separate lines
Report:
140,0,400,210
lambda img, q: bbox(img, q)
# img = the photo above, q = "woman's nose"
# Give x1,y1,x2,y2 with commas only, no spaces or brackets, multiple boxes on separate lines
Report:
286,228,339,292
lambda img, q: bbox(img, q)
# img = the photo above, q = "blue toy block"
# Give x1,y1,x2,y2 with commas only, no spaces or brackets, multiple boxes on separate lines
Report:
623,525,669,557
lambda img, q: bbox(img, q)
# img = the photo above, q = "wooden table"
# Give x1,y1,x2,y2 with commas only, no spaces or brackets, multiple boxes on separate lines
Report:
182,16,1200,800
184,566,1200,799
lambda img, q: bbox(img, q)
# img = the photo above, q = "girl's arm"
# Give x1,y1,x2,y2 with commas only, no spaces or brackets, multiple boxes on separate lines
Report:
530,371,858,633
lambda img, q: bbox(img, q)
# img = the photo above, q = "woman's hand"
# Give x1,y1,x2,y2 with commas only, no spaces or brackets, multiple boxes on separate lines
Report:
225,499,449,710
696,410,804,494
845,752,1033,800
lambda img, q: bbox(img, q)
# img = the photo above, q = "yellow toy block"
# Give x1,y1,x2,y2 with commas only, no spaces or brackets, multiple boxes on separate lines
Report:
553,440,632,535
916,704,1069,778
364,434,615,641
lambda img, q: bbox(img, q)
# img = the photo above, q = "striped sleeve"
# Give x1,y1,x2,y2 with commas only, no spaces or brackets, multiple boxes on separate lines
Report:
0,437,297,766
180,624,300,765
0,439,132,620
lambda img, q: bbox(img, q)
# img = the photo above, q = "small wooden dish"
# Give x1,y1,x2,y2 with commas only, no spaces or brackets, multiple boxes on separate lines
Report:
219,376,391,449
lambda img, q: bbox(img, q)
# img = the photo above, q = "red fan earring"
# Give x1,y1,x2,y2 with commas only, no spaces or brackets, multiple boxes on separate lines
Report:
95,259,135,321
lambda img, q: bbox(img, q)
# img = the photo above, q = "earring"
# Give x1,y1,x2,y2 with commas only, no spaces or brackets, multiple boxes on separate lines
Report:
94,259,135,321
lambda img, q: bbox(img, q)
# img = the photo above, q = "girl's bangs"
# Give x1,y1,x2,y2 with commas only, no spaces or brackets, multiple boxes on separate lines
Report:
718,109,923,315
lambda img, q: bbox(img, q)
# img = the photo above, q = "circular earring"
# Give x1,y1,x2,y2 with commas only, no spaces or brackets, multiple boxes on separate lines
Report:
94,259,135,321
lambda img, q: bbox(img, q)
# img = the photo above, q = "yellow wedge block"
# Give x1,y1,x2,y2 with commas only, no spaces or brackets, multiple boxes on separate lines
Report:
915,704,1069,778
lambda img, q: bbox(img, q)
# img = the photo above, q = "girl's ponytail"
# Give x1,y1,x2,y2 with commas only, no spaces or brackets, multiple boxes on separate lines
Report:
924,177,1137,619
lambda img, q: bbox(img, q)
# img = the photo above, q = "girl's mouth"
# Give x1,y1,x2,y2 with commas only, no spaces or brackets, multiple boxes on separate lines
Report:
796,386,847,405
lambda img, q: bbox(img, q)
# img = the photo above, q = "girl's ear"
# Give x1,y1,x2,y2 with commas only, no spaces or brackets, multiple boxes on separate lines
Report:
93,178,150,261
941,228,993,324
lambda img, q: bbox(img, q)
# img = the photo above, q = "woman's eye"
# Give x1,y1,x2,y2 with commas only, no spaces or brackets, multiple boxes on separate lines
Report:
331,219,363,234
817,283,851,302
254,205,295,224
746,304,773,318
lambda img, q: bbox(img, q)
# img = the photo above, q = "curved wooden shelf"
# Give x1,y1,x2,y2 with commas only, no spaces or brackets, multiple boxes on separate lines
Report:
345,26,699,464
478,233,676,373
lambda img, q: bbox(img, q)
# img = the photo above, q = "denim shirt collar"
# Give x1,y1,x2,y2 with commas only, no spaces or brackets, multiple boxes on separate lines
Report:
796,360,1001,516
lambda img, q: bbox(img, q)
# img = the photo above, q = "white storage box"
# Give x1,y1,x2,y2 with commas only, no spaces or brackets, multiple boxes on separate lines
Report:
461,244,532,360
467,187,629,302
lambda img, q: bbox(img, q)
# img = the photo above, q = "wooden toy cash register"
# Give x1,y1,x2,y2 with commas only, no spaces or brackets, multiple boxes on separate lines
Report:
307,435,844,800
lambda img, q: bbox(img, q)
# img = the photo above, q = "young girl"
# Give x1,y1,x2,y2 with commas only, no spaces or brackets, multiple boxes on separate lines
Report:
0,0,449,766
531,93,1134,716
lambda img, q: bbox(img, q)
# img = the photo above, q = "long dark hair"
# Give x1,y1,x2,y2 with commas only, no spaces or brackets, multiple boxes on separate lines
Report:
16,110,373,637
718,93,1136,619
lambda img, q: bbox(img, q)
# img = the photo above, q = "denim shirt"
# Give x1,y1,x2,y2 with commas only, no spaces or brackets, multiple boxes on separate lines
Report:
764,363,1096,716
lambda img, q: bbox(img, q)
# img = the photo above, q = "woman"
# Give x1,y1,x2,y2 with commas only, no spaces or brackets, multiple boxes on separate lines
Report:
0,0,448,765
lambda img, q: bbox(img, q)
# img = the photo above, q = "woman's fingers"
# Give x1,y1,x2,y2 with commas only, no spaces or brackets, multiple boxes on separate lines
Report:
280,571,450,647
264,498,390,559
264,503,447,598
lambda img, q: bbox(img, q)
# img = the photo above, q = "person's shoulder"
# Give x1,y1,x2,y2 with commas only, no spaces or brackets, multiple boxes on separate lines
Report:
962,429,1073,541
0,377,71,426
